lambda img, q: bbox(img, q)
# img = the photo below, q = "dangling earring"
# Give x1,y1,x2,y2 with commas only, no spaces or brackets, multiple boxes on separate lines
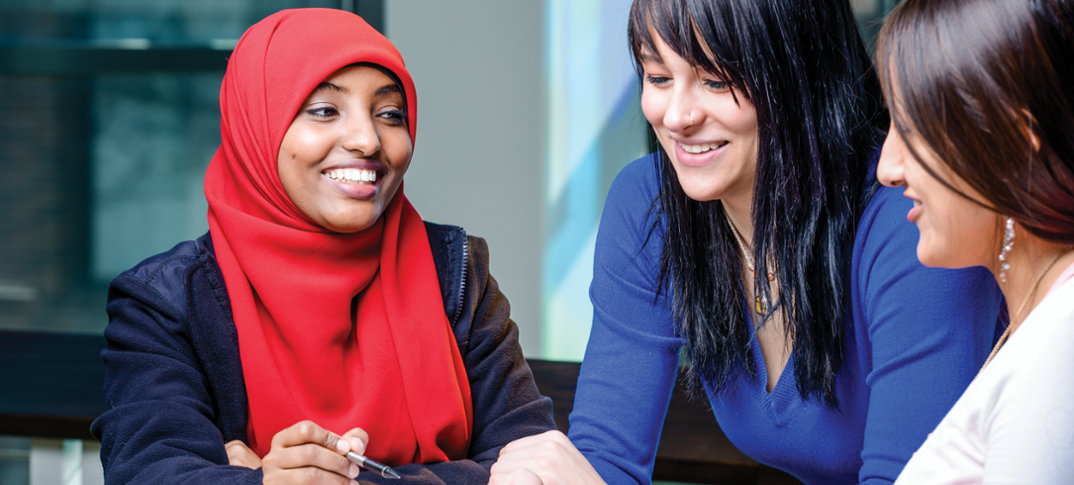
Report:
998,217,1015,283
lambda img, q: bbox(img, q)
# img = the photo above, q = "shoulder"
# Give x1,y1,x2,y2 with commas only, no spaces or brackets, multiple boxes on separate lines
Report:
109,234,215,320
851,185,1000,338
1002,280,1074,391
598,153,664,246
118,236,211,286
855,185,915,254
420,221,489,327
605,153,662,210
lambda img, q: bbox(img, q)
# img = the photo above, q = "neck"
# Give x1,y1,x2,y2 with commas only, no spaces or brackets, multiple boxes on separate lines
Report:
722,193,754,246
993,228,1074,333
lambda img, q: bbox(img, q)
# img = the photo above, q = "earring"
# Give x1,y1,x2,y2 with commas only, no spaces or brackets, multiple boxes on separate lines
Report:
998,217,1015,283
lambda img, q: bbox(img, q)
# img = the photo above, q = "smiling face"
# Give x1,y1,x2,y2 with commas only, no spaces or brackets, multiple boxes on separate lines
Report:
639,31,759,206
277,65,413,233
877,120,1001,269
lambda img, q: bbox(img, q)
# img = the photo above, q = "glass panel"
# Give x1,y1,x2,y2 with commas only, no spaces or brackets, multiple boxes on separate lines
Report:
91,73,221,282
0,0,339,44
0,436,30,485
0,1,345,335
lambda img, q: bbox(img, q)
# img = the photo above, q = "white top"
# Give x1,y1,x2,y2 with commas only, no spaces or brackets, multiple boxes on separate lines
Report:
895,267,1074,484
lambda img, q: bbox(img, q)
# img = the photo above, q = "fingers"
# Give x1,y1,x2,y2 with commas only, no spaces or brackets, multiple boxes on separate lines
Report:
340,427,370,456
263,466,359,485
489,467,545,485
492,431,606,485
499,430,570,454
262,421,360,485
225,440,262,469
270,420,349,454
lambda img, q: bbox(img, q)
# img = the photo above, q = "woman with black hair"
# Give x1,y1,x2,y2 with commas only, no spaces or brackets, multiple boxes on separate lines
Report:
491,0,1002,484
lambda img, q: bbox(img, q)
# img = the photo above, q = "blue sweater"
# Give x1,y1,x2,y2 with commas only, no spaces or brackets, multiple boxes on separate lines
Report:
567,155,1002,485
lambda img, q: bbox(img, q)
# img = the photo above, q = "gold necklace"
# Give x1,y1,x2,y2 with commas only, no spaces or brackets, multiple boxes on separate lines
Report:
725,215,776,315
727,217,775,282
978,246,1073,374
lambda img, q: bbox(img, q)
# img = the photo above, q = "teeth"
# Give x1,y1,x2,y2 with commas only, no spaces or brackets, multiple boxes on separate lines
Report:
325,168,377,184
678,141,727,154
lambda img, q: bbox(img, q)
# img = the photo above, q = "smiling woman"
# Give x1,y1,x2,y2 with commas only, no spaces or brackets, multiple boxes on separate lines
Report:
277,65,413,233
490,0,1004,484
875,0,1074,481
89,8,554,485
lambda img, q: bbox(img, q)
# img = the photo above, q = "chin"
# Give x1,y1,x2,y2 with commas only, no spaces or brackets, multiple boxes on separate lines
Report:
676,179,722,202
916,241,967,270
321,214,379,234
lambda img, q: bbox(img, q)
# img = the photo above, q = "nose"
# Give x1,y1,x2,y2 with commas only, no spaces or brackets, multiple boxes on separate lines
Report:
341,114,380,156
877,125,906,188
664,83,701,132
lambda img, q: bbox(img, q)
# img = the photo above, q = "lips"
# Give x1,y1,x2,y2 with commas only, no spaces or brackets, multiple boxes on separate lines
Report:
677,141,729,154
905,195,923,222
321,163,385,199
672,138,730,167
324,167,378,184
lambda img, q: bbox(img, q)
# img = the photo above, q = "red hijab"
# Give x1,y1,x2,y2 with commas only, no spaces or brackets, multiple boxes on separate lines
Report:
204,8,472,464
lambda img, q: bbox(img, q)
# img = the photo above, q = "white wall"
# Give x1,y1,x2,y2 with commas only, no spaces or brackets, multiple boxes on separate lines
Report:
385,1,545,356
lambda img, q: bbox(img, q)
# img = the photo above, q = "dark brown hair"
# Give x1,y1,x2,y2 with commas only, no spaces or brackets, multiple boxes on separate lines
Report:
878,0,1074,244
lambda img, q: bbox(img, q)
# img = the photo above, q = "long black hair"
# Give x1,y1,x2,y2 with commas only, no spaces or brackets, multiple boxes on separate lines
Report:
629,0,888,405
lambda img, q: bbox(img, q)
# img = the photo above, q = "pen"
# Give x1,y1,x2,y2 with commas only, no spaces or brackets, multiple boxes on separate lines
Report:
346,451,402,479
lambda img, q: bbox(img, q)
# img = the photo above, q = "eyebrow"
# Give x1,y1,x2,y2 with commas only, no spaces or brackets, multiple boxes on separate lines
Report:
308,81,402,100
373,83,402,98
638,51,662,64
311,82,347,95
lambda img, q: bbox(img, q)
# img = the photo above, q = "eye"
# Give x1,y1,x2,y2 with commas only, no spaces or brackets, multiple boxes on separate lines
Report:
305,106,338,119
644,74,670,86
377,108,406,126
703,79,730,92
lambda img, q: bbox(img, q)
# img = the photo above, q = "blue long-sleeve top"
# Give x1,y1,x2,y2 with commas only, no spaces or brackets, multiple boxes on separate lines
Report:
567,154,1002,485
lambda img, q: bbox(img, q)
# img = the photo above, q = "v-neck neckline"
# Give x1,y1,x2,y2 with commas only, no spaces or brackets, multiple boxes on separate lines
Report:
745,300,802,425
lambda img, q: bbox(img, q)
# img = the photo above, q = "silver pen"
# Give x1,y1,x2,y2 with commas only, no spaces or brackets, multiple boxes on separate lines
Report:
346,451,402,479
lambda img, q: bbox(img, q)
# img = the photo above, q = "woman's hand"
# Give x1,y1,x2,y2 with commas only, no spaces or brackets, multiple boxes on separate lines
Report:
489,467,545,485
490,430,606,485
254,420,369,485
225,440,262,469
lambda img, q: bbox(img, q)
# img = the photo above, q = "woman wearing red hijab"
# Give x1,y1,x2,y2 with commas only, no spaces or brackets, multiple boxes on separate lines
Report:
91,8,554,484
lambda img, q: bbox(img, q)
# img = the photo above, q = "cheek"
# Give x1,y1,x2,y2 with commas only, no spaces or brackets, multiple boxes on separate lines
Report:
640,89,665,128
725,102,758,137
925,193,996,266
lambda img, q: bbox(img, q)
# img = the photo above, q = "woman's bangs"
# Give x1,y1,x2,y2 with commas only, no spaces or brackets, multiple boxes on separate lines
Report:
629,0,739,91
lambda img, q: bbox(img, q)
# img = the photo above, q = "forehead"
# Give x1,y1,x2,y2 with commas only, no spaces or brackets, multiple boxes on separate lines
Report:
309,65,401,99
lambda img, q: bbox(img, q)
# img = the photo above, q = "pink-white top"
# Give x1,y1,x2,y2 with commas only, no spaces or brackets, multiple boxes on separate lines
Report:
1045,259,1074,297
895,270,1074,484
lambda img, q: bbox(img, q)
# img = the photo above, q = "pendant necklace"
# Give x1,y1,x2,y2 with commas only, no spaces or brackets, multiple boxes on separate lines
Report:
727,216,775,316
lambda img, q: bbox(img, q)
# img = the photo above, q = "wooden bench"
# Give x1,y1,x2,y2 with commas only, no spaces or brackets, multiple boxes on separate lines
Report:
0,330,800,484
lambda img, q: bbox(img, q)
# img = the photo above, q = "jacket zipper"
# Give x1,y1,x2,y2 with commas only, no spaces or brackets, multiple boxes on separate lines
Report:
453,236,468,324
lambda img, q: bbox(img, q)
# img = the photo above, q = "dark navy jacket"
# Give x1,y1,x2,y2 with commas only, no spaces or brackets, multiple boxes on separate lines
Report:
91,222,555,484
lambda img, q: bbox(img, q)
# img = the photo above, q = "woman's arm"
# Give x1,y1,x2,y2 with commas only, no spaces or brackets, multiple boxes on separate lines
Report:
95,253,368,485
490,156,682,485
93,270,265,485
566,157,682,485
854,187,1002,484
